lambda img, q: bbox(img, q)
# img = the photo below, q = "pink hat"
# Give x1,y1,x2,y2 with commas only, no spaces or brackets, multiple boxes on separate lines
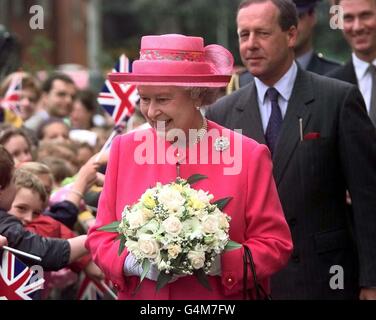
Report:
108,34,234,87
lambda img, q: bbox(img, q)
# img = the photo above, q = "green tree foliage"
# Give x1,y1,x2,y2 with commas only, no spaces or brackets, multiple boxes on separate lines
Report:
24,34,54,73
102,0,242,66
102,0,351,68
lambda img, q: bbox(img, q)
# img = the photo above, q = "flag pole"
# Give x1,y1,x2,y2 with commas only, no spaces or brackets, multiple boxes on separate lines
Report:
94,115,127,163
94,129,117,163
3,246,42,262
95,53,138,163
100,280,118,300
94,113,127,162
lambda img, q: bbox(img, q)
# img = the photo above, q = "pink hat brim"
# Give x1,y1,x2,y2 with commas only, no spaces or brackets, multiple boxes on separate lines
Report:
108,73,231,87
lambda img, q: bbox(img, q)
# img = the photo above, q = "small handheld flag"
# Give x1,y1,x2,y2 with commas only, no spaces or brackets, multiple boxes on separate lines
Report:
0,250,44,300
97,54,138,125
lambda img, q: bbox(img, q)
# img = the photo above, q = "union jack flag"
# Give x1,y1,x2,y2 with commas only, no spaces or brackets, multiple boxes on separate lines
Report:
77,275,116,300
97,54,138,125
0,250,44,300
0,76,22,115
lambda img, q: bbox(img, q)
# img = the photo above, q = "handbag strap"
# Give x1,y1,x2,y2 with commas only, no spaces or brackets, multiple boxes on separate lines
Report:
243,245,262,300
243,245,272,300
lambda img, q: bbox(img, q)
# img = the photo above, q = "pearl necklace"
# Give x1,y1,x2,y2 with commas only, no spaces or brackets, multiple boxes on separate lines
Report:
176,116,208,177
195,116,208,144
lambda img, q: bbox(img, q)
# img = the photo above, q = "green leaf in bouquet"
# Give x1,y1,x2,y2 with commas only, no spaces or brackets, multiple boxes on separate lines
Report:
156,271,173,292
194,269,212,291
132,259,151,296
140,259,151,283
212,197,233,211
187,174,208,185
225,240,242,251
118,234,126,256
97,221,120,232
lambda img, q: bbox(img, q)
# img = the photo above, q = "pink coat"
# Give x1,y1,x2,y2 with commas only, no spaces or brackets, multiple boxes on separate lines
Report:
86,121,293,300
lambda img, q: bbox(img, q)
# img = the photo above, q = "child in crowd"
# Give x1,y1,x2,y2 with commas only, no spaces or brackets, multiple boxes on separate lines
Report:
0,126,33,166
9,168,104,298
37,118,70,143
19,158,101,229
0,145,87,270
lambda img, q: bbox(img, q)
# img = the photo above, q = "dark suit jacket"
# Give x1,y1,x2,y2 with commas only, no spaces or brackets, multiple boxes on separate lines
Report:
306,52,341,76
206,68,376,299
238,53,340,87
327,59,358,86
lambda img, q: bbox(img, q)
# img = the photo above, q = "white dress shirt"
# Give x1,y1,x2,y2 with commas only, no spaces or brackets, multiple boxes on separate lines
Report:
352,53,376,114
254,61,298,133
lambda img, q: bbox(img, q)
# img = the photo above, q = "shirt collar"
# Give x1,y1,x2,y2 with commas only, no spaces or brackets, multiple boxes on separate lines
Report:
296,50,314,70
352,52,376,79
254,61,298,103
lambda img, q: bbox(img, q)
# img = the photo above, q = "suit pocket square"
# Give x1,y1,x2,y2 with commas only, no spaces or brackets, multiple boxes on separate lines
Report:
303,132,320,140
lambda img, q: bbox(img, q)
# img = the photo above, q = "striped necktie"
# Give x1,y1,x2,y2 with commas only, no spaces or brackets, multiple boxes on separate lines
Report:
265,87,282,155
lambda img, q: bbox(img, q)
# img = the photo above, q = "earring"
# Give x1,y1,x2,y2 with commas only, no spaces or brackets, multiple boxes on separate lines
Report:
196,106,200,111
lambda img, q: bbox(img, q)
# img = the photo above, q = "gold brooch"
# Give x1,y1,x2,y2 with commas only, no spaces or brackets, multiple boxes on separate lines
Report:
214,136,230,152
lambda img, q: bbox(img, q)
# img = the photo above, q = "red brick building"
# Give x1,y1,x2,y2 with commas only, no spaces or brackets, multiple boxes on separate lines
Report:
0,0,89,69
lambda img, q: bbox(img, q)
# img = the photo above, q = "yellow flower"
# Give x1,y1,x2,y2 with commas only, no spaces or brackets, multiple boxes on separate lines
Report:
190,197,206,210
172,183,184,193
142,194,156,209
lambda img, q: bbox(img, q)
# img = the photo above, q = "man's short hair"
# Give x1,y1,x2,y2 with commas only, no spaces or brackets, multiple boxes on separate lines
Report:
41,72,75,93
238,0,299,31
14,168,48,206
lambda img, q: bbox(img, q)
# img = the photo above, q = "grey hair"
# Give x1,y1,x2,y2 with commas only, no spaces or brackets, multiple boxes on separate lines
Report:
184,87,222,107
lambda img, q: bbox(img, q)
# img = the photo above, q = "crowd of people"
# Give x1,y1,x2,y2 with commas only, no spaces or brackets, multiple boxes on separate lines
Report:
1,0,376,300
0,70,146,299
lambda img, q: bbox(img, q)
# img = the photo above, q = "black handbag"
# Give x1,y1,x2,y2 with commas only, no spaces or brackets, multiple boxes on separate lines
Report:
243,245,272,300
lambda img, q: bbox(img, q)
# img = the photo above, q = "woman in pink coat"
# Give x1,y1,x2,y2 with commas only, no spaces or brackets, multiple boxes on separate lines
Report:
86,34,293,300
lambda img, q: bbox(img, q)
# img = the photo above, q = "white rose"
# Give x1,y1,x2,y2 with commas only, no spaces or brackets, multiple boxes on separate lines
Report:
187,251,206,270
138,236,159,259
162,216,183,236
167,244,182,258
127,210,146,229
202,215,220,234
158,187,185,213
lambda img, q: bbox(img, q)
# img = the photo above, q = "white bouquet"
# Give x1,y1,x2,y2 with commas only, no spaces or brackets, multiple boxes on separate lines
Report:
99,174,240,291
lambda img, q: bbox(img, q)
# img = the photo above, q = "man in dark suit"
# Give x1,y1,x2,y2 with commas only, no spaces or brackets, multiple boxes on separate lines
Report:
327,0,376,127
206,0,376,299
238,0,340,87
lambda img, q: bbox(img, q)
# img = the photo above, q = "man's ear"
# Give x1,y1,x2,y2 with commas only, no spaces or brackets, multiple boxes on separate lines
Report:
287,25,298,49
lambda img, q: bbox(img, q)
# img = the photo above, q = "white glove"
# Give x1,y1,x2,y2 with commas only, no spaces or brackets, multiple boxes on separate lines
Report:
207,255,221,276
123,253,159,281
